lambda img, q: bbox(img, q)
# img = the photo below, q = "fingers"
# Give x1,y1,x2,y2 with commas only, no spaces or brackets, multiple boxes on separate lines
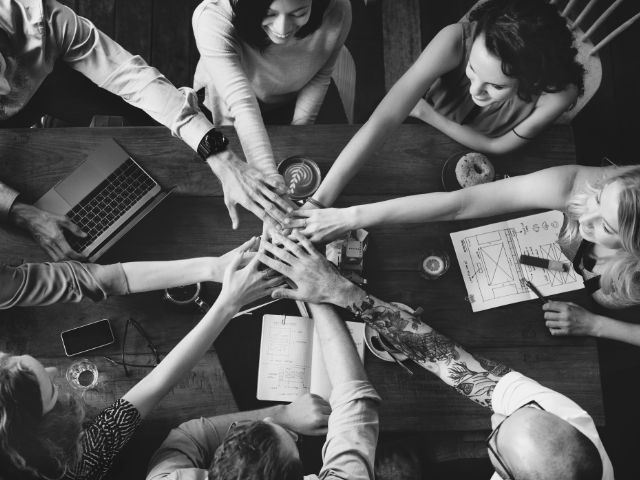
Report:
263,174,289,195
543,311,563,320
271,230,305,258
292,230,317,256
228,250,245,273
261,240,296,266
238,236,258,253
260,186,294,217
272,287,304,301
257,252,293,277
543,301,566,312
61,218,88,238
227,201,240,230
545,320,563,329
263,275,286,288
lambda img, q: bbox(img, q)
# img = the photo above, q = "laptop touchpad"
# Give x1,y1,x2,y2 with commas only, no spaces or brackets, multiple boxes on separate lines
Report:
54,160,104,207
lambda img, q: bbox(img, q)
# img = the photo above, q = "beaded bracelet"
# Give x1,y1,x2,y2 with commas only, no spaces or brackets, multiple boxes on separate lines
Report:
305,197,326,209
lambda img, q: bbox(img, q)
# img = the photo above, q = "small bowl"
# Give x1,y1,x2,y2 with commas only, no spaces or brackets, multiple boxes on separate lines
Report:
364,302,413,362
277,156,322,201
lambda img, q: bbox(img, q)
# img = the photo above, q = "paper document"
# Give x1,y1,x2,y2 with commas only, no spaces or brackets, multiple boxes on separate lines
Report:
257,315,365,402
450,211,584,312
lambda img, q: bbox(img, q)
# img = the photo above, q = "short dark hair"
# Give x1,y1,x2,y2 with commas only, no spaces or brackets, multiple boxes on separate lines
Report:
208,421,304,480
468,0,585,103
231,0,331,53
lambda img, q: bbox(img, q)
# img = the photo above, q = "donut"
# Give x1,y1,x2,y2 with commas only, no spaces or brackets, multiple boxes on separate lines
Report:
455,152,495,188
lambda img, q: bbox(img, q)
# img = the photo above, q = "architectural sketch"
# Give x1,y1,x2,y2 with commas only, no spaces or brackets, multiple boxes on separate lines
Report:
451,211,584,312
267,327,290,356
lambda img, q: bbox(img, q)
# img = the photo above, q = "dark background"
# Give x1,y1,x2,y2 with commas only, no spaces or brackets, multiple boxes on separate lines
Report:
59,0,640,478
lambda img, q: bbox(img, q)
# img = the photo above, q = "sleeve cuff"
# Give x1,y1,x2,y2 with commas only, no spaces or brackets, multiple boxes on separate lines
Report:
329,380,381,410
82,263,130,296
171,87,217,152
0,183,20,221
492,371,527,415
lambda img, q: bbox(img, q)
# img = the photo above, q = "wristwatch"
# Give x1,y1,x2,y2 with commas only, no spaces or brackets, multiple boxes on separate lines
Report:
197,129,229,161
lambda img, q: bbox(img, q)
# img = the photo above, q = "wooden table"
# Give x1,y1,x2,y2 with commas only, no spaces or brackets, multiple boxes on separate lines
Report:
0,125,603,478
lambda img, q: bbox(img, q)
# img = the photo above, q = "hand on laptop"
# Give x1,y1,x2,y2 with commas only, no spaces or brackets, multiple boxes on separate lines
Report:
257,230,351,305
206,150,293,231
8,202,88,261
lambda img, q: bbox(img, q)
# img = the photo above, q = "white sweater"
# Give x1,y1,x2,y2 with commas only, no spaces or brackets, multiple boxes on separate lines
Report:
192,0,351,176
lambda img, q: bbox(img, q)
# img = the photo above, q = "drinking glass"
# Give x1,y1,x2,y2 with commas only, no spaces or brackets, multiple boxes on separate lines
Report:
66,359,99,390
419,250,450,280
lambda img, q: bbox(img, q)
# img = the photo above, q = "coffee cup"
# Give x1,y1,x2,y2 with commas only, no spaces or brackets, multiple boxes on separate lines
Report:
277,156,322,201
162,283,210,313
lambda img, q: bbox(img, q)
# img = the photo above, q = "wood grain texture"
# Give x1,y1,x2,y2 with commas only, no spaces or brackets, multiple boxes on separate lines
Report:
115,0,153,64
0,124,576,200
0,125,601,452
78,0,116,38
152,0,192,88
381,0,422,91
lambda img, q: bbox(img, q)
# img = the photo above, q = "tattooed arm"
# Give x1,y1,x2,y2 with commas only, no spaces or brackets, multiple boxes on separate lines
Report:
258,230,512,410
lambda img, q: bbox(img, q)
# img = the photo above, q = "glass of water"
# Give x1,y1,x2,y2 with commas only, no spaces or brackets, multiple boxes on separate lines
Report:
66,359,99,390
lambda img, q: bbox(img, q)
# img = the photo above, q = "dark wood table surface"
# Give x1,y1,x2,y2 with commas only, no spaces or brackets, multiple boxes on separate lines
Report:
0,124,603,477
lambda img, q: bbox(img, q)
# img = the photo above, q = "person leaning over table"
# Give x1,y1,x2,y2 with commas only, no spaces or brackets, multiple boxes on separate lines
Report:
192,0,351,175
291,164,640,344
146,302,379,480
0,0,293,263
0,237,261,309
0,240,289,480
257,229,613,480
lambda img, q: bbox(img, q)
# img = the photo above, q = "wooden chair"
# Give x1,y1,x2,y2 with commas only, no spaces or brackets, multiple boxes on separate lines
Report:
331,46,357,124
462,0,640,123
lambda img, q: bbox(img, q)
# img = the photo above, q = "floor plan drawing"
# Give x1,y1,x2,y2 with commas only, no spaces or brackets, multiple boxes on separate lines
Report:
267,327,291,356
451,211,584,312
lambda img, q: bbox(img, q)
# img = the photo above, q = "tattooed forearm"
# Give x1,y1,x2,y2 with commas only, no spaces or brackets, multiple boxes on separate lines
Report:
348,293,514,409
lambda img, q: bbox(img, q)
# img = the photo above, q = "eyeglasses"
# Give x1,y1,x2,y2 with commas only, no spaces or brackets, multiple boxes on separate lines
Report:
227,420,303,452
485,400,545,480
103,318,161,377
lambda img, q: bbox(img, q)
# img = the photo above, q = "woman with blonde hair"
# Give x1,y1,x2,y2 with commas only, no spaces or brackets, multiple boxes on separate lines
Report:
289,164,640,343
0,241,286,480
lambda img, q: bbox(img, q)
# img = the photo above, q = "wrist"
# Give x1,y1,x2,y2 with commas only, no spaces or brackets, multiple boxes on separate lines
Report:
8,201,32,228
344,206,360,231
270,404,290,428
332,279,365,309
206,150,236,175
207,257,224,283
590,314,606,338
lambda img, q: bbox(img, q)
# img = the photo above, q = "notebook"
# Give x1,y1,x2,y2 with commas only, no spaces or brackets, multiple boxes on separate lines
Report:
257,315,365,402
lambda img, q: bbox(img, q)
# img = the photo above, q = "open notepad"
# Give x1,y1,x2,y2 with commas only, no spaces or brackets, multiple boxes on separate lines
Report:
257,315,365,402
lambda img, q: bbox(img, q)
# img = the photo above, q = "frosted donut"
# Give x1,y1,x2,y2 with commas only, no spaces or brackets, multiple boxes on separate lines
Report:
455,153,495,188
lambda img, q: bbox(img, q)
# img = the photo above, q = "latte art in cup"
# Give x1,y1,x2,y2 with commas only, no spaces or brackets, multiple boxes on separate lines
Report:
277,156,322,200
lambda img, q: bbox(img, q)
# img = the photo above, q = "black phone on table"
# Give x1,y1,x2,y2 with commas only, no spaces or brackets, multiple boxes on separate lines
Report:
61,319,115,356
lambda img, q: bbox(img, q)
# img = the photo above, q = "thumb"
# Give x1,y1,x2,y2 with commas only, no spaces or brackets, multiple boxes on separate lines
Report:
272,287,303,301
62,219,88,238
227,201,240,230
227,250,245,274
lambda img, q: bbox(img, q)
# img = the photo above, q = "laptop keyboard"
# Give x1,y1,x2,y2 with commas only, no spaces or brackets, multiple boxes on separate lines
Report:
65,159,157,252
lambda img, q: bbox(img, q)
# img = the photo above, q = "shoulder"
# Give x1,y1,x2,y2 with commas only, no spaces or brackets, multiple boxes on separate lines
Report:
431,23,464,58
321,0,352,30
193,0,233,32
537,84,579,110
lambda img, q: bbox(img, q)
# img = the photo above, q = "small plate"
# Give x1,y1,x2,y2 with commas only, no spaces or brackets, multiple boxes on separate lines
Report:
364,302,412,362
441,151,469,192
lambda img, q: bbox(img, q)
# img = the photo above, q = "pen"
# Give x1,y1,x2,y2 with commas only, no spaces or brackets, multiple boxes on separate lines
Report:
525,280,548,304
520,254,569,273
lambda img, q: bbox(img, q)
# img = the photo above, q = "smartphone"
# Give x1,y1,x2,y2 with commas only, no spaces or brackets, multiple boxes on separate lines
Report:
61,319,115,356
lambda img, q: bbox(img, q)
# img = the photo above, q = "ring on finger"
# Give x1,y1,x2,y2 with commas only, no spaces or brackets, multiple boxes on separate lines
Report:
303,218,307,228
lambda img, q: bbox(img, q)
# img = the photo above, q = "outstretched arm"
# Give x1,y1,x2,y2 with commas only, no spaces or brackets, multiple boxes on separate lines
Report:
259,231,511,409
312,24,463,207
289,164,585,244
123,248,285,419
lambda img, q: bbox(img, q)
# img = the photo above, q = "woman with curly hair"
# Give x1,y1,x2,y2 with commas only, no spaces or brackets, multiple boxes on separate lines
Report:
192,0,351,181
290,164,640,345
0,242,285,480
299,0,585,217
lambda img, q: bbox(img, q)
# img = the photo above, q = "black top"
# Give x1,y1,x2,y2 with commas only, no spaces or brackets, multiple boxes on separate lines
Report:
572,240,602,295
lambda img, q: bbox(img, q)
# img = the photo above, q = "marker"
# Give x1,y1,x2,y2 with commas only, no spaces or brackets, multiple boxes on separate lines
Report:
520,254,569,273
525,280,548,304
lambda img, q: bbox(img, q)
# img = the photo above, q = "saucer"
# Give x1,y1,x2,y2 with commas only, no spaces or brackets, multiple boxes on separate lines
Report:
364,302,412,362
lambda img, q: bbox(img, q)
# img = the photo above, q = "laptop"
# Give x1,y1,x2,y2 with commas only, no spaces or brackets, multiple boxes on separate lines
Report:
34,139,174,262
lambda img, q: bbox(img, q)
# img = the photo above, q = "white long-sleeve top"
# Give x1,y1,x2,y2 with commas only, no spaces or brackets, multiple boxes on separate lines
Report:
192,0,351,177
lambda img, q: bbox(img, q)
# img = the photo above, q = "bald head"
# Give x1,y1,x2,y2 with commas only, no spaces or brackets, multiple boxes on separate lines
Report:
491,408,603,480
